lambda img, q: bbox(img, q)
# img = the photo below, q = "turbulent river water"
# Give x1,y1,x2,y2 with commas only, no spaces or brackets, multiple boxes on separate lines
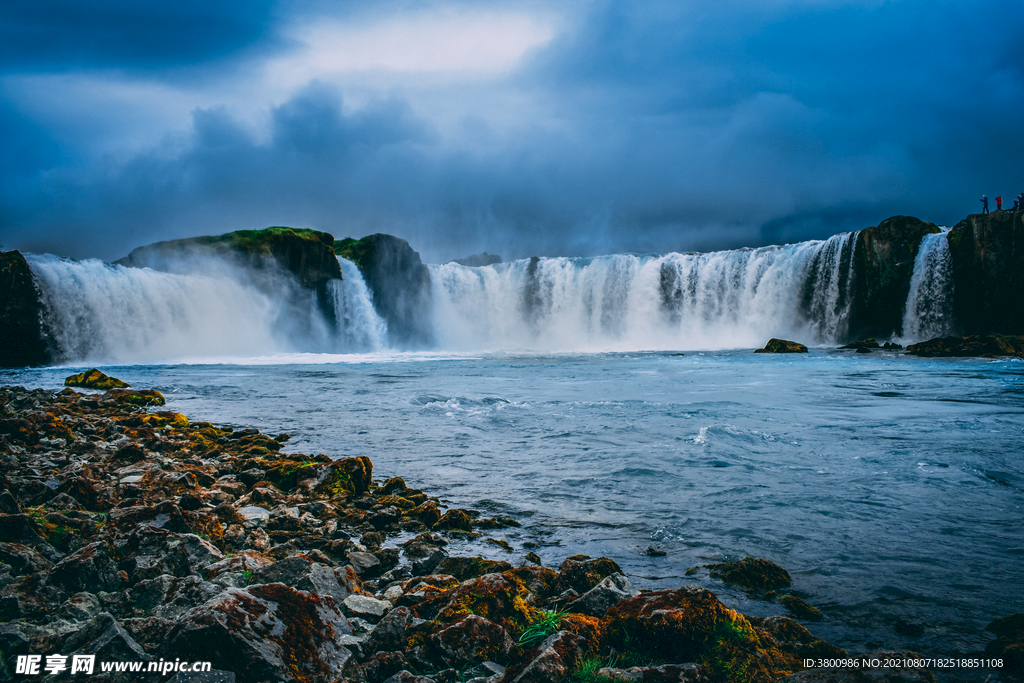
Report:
4,350,1023,664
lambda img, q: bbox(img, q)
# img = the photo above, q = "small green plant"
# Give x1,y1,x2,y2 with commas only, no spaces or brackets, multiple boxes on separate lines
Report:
241,570,253,585
516,608,570,648
566,658,610,683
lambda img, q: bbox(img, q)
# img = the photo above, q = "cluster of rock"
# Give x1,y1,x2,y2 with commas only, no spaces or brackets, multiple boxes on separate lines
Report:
0,376,966,683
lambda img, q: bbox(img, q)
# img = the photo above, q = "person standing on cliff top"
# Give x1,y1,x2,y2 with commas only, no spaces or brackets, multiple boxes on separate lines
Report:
996,196,1002,211
980,195,989,213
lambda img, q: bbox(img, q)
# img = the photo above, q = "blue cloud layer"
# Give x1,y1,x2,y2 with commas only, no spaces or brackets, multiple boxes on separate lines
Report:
2,0,1022,261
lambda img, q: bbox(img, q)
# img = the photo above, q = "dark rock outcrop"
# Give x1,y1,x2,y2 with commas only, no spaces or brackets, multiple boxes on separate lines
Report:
755,339,808,354
65,369,130,390
905,334,1024,358
947,210,1024,335
0,251,49,368
849,216,940,339
335,234,433,347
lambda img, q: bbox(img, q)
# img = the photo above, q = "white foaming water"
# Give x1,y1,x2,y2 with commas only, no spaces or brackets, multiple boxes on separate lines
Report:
329,257,388,352
27,254,287,363
901,229,954,342
429,232,857,351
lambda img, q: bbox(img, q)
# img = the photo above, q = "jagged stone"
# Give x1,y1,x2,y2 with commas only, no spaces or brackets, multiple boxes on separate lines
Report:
164,584,355,683
569,572,639,617
430,615,514,667
366,606,414,652
129,574,225,621
118,527,192,584
511,631,586,683
50,540,121,593
62,612,155,683
56,591,102,622
343,594,391,623
552,555,622,595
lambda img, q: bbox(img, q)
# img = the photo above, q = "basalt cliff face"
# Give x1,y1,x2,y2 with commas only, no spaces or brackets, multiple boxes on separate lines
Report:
335,234,433,348
0,251,49,368
848,215,941,340
947,210,1024,335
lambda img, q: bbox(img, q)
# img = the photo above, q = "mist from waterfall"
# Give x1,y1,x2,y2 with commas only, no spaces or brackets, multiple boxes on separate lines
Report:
428,232,857,351
901,229,954,342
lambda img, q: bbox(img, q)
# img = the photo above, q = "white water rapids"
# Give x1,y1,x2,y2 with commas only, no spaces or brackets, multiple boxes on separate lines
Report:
22,229,953,363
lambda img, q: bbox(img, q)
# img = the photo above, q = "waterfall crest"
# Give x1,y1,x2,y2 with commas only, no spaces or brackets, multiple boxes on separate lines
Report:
428,233,857,351
329,258,388,352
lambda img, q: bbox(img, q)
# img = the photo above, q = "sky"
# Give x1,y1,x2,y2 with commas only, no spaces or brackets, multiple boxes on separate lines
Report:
1,0,1022,263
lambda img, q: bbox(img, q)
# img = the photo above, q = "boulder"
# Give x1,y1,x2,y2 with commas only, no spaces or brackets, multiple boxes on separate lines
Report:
56,591,102,622
510,631,586,683
118,527,193,583
429,615,514,667
437,557,514,582
62,613,155,683
129,574,225,620
569,572,639,617
985,613,1024,678
553,555,623,595
164,583,355,683
365,606,415,652
414,572,534,634
755,339,808,354
50,540,121,593
849,215,941,339
707,556,792,591
64,369,130,390
435,509,473,531
343,594,391,623
0,250,49,368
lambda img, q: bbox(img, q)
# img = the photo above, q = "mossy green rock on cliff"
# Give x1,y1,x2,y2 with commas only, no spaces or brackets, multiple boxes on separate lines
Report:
947,210,1024,335
119,227,342,289
0,251,49,368
335,234,433,347
849,215,940,340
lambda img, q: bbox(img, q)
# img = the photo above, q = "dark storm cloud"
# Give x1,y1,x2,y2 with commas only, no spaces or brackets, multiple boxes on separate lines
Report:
2,0,1023,262
0,0,278,71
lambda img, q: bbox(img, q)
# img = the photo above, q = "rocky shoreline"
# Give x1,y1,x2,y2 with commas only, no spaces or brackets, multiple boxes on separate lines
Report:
1,376,1019,683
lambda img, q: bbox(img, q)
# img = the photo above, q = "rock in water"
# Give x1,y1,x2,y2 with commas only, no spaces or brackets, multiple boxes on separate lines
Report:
755,339,808,353
707,556,792,590
65,369,130,389
906,334,1024,358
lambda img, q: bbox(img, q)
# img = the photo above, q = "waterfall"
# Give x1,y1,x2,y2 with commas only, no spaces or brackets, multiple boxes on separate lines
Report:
428,232,858,352
27,254,287,363
329,258,388,352
901,230,954,342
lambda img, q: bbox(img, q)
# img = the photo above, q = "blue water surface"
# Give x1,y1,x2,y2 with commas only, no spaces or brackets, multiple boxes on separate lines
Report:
4,349,1023,660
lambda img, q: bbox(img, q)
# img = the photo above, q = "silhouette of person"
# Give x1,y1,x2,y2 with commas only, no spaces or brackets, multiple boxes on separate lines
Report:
980,195,989,214
996,196,1002,211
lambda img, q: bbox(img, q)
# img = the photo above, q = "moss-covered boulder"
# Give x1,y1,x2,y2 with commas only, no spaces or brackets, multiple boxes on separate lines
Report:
65,369,130,390
103,388,166,406
311,456,373,497
755,339,808,354
0,251,49,368
334,234,432,347
434,509,474,532
437,556,514,582
708,557,792,591
604,586,805,682
849,215,941,340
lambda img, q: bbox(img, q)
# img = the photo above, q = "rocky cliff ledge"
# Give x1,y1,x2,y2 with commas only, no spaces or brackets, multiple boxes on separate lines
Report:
0,252,49,368
118,227,342,290
336,234,433,348
947,210,1024,335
